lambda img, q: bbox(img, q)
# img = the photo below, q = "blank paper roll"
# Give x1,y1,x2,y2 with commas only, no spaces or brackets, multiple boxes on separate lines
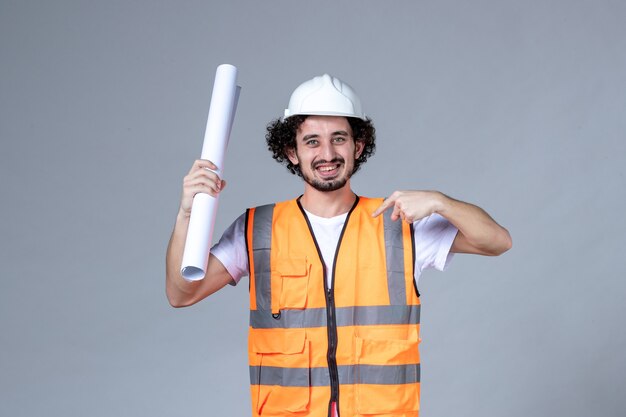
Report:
181,64,241,281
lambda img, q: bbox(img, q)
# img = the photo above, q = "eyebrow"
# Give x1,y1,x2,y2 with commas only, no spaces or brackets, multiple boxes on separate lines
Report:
301,131,350,142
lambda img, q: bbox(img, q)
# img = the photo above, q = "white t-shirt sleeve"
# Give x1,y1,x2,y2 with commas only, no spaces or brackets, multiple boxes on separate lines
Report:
210,213,249,286
413,213,458,275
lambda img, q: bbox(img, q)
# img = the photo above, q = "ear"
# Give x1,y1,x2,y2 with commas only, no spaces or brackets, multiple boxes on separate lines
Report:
354,139,365,159
286,147,299,165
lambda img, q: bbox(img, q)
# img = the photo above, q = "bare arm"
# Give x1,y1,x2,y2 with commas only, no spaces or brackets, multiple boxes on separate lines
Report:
372,190,512,256
165,159,234,307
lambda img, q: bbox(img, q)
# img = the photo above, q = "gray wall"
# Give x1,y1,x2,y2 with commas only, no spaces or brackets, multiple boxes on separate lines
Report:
1,1,625,416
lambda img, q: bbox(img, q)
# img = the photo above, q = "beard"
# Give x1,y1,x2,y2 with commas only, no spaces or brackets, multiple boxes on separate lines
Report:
305,174,349,192
301,157,353,192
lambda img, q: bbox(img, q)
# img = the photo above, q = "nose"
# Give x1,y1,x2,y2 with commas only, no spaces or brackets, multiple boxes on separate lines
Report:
319,140,336,161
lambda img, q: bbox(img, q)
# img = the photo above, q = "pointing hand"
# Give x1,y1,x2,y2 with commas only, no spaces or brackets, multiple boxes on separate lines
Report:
372,191,442,223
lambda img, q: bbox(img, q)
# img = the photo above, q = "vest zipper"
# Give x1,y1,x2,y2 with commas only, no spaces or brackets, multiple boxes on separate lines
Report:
297,196,360,417
326,288,340,413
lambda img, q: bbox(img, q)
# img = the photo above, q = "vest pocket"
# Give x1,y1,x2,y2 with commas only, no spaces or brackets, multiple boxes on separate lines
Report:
271,257,310,313
251,328,311,416
355,337,420,414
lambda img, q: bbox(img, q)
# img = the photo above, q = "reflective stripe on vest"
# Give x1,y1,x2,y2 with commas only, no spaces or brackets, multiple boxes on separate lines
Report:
247,197,421,417
251,204,274,312
250,363,421,386
250,304,420,329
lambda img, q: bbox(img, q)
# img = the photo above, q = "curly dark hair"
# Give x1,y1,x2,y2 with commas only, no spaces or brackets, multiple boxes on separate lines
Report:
265,115,376,177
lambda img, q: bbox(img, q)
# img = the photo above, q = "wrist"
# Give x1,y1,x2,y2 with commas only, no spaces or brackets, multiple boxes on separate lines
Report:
177,208,191,223
431,191,449,215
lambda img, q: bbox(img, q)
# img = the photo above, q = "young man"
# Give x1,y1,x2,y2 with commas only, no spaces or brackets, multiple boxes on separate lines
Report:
166,74,511,417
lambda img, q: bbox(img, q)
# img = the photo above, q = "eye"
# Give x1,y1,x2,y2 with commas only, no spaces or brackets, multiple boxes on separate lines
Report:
305,139,318,146
332,136,347,143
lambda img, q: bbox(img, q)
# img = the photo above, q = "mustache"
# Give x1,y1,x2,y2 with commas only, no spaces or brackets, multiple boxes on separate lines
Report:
312,157,345,169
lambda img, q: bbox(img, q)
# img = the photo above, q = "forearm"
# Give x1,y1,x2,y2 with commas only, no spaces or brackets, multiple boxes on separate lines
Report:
165,211,204,307
434,192,512,256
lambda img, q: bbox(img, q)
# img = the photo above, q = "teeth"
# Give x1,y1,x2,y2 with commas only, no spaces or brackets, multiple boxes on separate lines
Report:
318,166,337,172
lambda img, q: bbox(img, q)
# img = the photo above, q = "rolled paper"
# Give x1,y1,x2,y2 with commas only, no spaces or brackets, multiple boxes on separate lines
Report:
181,64,241,281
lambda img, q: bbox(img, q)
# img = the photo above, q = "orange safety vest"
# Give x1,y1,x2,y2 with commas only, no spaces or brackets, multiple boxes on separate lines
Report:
246,196,421,417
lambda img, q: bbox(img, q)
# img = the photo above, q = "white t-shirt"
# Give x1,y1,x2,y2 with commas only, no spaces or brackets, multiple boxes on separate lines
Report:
211,209,458,288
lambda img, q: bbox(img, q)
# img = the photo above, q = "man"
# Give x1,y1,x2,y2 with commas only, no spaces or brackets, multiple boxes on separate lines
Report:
166,74,512,417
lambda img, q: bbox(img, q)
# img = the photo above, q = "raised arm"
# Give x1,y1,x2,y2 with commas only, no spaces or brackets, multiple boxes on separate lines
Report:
372,190,512,256
165,159,234,307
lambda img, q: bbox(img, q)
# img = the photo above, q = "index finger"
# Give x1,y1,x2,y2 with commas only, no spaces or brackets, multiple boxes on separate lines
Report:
189,159,218,174
371,197,395,217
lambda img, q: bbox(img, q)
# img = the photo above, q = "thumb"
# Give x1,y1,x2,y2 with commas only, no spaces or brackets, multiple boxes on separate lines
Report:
391,203,402,221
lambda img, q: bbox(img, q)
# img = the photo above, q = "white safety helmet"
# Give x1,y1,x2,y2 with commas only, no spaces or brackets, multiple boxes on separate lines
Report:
284,74,366,120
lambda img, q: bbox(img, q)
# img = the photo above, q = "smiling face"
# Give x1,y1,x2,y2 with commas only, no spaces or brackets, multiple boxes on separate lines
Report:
286,116,365,192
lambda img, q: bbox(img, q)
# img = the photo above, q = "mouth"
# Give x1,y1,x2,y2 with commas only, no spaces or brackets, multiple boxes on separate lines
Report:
314,162,342,179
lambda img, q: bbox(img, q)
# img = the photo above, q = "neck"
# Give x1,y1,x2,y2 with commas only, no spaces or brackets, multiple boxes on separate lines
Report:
299,182,357,218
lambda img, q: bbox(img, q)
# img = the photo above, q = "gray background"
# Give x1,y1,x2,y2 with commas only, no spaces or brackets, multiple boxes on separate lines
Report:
1,0,625,416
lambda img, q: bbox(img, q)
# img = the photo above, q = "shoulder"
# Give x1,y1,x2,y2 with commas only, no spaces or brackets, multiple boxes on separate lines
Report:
247,197,303,221
245,199,295,238
248,197,300,211
356,196,384,210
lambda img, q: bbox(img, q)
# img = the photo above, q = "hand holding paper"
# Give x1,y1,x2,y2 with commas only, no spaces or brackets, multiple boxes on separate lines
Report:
179,159,226,217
